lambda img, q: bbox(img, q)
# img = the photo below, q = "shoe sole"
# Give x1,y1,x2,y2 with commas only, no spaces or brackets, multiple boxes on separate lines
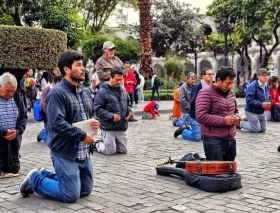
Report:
19,169,38,198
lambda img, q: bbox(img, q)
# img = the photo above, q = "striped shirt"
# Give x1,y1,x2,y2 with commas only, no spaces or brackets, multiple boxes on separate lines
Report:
0,97,18,130
75,89,89,160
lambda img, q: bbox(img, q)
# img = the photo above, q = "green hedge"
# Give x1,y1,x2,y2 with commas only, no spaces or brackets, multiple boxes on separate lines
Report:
0,25,67,70
143,89,174,101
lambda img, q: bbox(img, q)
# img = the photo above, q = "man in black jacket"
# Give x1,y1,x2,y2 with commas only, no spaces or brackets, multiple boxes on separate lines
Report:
0,72,28,175
94,67,134,155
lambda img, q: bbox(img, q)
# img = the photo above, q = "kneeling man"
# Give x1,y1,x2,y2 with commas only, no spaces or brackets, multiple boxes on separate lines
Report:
94,67,133,155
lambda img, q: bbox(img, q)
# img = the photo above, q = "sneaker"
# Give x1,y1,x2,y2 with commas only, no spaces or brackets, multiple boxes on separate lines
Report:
19,169,38,198
140,101,143,103
135,104,139,108
142,115,147,119
129,118,138,122
174,126,186,138
278,145,280,152
92,139,102,151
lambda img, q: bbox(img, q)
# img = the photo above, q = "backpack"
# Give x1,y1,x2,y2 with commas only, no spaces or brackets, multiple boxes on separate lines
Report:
33,99,45,121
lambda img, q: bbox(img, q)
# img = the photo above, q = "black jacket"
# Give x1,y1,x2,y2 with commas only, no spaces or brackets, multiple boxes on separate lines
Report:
94,83,132,131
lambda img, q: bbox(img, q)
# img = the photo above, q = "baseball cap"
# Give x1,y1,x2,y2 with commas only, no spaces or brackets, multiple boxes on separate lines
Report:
103,41,115,50
257,68,269,75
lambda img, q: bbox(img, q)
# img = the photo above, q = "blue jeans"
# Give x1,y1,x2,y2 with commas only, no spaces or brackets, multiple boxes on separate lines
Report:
30,154,93,203
203,138,236,161
182,116,201,142
173,114,190,127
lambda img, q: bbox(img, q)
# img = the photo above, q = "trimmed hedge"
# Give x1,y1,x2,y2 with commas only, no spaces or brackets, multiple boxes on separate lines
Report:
0,25,67,70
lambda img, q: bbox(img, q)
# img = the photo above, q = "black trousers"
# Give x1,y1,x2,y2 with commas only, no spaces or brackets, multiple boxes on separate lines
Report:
0,139,20,174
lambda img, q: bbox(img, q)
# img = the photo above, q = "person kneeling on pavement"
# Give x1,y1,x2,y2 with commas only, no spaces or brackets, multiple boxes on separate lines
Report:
142,101,160,119
94,67,134,155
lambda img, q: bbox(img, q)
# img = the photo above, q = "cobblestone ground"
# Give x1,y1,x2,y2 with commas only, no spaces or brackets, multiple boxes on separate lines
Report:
1,107,280,213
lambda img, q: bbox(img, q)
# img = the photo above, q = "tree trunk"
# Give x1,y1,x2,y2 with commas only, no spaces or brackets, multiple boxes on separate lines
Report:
138,0,153,78
244,45,252,79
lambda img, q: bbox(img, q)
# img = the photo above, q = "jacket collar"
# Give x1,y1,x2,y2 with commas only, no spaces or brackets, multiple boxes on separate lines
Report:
61,78,83,94
211,84,231,97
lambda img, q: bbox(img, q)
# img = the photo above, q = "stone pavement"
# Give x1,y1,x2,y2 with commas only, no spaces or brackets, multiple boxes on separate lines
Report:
1,99,280,213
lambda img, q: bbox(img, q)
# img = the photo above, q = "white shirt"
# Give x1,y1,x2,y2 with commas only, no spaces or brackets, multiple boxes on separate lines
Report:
139,75,145,87
91,72,100,86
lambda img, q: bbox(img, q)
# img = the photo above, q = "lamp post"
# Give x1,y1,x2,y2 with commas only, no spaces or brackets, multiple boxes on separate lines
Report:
189,40,198,75
215,12,235,67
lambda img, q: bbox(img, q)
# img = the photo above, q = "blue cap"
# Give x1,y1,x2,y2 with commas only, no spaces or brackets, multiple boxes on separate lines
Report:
154,102,159,109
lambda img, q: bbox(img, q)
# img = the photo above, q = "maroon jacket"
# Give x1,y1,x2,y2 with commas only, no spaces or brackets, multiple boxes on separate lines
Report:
195,84,238,140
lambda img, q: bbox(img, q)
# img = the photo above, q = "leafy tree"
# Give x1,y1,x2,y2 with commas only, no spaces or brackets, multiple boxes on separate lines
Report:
151,0,203,57
207,0,280,72
82,34,139,63
78,0,137,34
164,55,184,80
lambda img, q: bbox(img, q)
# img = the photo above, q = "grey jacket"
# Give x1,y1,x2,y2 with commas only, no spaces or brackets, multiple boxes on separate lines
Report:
179,82,193,114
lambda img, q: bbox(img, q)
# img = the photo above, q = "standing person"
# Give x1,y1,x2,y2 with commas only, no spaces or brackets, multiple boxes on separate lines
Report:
196,67,238,161
37,75,62,143
123,62,136,107
133,67,141,107
240,68,271,133
0,73,28,175
40,72,50,91
21,68,35,112
91,72,100,96
94,67,134,155
174,68,213,140
95,41,124,85
179,72,196,114
151,75,160,101
19,50,100,203
51,67,60,77
138,72,145,103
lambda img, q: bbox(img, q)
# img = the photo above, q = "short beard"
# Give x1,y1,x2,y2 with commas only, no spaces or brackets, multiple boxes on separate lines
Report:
70,73,84,83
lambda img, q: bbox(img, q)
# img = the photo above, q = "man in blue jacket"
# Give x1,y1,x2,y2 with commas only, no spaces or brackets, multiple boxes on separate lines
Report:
94,67,133,155
19,50,100,203
240,68,271,133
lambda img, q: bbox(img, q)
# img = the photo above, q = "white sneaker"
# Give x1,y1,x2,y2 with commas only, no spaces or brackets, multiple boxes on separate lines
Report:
135,104,139,108
140,101,143,103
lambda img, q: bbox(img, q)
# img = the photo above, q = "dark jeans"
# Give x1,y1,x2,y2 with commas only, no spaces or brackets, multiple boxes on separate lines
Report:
134,88,139,104
0,140,20,174
128,92,133,107
203,137,236,161
151,88,159,101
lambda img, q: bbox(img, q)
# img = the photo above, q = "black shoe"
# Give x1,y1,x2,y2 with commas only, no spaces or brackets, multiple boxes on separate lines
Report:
36,134,41,142
278,145,280,152
19,169,38,198
129,118,138,122
92,139,102,151
142,115,147,119
174,126,186,138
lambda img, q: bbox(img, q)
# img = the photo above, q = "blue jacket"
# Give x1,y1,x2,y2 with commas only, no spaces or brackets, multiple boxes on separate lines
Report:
189,82,202,119
245,80,270,114
94,83,132,131
46,78,94,160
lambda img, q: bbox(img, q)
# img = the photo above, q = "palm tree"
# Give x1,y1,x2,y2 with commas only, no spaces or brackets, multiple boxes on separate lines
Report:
138,0,153,78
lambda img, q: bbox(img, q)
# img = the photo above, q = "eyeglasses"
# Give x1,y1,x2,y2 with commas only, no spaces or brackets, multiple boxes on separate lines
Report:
261,74,269,77
206,73,214,76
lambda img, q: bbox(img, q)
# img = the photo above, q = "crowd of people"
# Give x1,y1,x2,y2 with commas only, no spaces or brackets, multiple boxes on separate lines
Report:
0,39,278,203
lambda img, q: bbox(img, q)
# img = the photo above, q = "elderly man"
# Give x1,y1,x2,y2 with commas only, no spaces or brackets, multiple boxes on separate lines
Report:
240,68,271,133
179,72,196,114
0,72,28,175
95,41,124,85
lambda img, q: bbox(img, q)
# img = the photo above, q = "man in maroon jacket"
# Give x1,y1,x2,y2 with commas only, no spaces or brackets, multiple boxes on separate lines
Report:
195,67,239,161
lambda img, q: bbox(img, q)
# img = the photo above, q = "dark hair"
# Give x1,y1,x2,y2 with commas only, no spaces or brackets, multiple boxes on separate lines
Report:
52,74,62,84
215,67,236,82
41,72,50,83
124,61,130,64
268,76,278,88
58,50,83,76
110,67,124,78
201,68,211,76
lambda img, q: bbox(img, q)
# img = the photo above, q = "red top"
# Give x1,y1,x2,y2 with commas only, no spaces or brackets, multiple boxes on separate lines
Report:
143,101,159,118
124,70,136,93
266,87,280,111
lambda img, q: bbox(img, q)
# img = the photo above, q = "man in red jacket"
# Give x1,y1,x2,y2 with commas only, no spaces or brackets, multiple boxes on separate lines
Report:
196,67,239,161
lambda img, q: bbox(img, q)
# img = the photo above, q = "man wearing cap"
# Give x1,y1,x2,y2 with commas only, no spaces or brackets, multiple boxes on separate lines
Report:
179,72,196,114
240,68,271,133
95,41,124,85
